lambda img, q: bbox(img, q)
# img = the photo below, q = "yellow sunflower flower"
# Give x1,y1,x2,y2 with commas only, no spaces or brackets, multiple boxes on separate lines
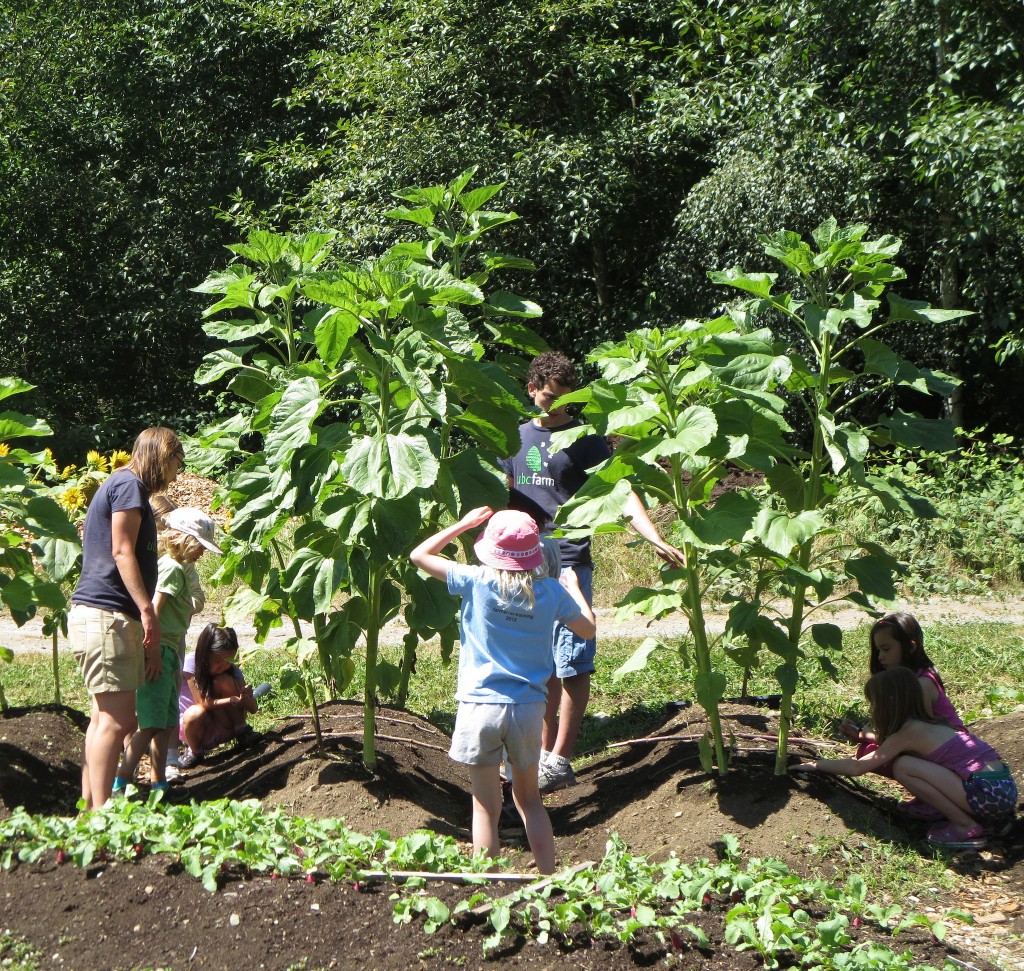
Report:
58,487,86,511
109,449,131,470
0,443,9,457
86,450,110,472
61,464,78,480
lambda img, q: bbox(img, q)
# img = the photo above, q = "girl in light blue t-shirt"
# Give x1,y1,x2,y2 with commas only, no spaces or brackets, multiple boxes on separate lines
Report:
411,507,595,874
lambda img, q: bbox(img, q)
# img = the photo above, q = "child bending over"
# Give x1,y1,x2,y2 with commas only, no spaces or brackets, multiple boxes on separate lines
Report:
840,612,964,820
411,507,596,874
178,624,257,768
798,667,1016,849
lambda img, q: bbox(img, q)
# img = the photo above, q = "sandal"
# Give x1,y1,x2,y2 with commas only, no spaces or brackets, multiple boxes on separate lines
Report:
926,821,987,849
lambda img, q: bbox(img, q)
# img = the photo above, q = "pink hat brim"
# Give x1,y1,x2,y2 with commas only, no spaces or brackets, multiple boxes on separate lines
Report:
474,536,544,572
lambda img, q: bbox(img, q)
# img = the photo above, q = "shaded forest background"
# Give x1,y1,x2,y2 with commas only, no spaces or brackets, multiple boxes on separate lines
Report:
2,0,1023,458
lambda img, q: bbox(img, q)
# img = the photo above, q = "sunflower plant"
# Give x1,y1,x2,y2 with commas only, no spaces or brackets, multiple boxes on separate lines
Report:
0,379,81,709
557,220,966,774
193,168,546,769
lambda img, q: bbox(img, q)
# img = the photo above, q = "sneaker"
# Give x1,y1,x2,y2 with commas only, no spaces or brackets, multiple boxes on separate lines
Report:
111,776,131,795
178,748,203,770
926,822,987,849
164,765,182,782
538,758,577,794
896,797,944,822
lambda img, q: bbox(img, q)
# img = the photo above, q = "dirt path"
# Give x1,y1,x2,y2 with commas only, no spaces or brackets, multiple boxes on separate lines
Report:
5,595,1024,654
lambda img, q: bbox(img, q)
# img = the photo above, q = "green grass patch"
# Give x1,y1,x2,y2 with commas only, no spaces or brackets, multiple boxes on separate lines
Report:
806,833,957,902
0,930,43,971
6,620,1023,749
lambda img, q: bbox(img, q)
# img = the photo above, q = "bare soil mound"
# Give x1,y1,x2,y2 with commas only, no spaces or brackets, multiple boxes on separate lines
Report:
1,701,1022,970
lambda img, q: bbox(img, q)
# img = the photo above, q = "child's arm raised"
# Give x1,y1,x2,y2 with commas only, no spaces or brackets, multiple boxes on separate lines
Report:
410,507,493,581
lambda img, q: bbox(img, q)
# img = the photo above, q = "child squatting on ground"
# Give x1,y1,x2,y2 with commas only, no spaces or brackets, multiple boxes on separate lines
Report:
113,508,221,794
797,667,1017,850
178,624,258,768
410,507,597,874
839,612,965,821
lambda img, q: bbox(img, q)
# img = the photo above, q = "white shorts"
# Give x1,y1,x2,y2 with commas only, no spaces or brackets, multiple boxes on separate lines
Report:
449,701,545,771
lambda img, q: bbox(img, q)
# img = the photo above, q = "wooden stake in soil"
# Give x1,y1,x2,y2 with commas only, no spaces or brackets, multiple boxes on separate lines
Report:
604,732,839,751
469,860,597,917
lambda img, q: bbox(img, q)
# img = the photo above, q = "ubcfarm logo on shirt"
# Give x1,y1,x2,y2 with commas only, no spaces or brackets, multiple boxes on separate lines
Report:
518,445,554,487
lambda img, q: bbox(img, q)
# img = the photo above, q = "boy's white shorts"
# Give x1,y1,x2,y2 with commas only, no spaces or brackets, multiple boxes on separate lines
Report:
449,701,545,770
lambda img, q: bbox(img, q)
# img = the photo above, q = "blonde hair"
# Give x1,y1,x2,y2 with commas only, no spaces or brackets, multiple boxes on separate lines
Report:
493,565,549,609
127,427,181,492
150,492,178,528
159,527,203,563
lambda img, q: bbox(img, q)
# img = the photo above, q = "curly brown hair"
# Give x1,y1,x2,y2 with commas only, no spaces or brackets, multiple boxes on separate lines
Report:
526,351,579,391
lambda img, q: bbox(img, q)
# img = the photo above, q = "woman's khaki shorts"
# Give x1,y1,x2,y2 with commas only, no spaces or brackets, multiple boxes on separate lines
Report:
69,604,144,694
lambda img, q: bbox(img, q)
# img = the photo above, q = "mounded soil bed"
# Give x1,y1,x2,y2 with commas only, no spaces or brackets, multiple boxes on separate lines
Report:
2,701,1023,970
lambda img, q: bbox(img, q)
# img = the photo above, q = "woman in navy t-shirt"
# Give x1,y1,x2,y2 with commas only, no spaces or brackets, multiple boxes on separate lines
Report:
69,426,184,809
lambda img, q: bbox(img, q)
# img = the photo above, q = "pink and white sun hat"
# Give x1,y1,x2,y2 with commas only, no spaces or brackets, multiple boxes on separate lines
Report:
164,506,223,554
474,510,544,572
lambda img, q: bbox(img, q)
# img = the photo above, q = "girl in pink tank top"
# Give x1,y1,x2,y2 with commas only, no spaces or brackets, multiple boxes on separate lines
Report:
799,668,1016,850
840,613,963,818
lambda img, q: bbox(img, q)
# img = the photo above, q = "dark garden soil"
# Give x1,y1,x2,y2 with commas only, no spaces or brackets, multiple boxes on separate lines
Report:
2,701,1023,971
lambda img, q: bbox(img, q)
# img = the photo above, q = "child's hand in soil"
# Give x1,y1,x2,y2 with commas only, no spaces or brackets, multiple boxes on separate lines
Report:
840,718,862,742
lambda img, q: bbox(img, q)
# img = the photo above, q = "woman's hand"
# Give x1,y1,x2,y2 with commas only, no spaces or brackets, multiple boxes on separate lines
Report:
144,645,163,682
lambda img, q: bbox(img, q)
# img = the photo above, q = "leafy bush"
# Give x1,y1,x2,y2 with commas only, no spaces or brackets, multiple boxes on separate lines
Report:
857,431,1024,595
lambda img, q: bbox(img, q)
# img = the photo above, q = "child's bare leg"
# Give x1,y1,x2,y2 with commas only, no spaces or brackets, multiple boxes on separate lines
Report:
467,765,503,865
212,673,247,733
510,763,556,874
893,756,978,830
148,729,171,783
181,706,211,755
119,727,158,782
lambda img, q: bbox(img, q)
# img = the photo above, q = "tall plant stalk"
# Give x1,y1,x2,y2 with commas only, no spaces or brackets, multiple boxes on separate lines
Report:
193,169,547,769
561,219,969,775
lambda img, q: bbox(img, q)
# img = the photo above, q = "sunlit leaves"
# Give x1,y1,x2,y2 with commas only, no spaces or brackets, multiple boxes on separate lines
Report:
341,432,440,499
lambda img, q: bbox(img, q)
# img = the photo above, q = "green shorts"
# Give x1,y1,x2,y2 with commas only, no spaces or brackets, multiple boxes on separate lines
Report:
135,644,181,730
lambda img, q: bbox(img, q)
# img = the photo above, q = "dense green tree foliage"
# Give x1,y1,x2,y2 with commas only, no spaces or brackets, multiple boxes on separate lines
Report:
2,0,1023,445
0,0,325,456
